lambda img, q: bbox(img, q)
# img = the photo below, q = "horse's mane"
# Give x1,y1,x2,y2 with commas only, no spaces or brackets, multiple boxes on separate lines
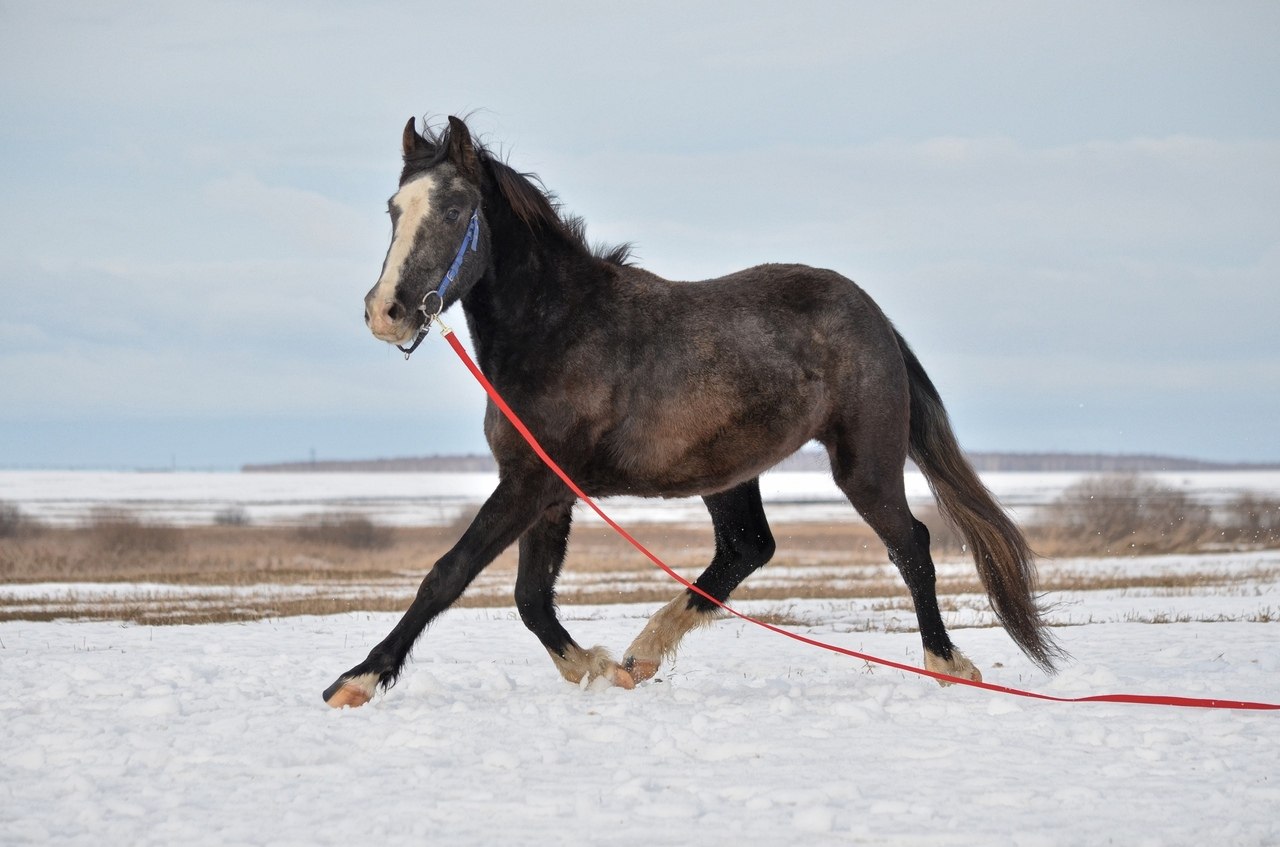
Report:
407,120,634,267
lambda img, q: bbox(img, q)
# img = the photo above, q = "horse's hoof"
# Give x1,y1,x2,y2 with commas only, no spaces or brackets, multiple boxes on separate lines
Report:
323,673,379,708
937,665,983,687
924,650,982,687
623,657,659,684
611,666,637,690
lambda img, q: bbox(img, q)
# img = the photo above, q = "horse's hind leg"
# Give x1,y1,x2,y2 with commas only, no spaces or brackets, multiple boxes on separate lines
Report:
515,499,634,689
622,478,775,683
825,435,981,684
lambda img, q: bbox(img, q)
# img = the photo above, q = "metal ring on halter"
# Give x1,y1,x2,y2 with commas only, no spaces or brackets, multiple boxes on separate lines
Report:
419,290,443,320
396,291,444,359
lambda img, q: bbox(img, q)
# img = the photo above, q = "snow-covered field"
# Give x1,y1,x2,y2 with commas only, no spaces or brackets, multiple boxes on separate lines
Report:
3,469,1279,845
3,589,1278,846
3,468,1279,527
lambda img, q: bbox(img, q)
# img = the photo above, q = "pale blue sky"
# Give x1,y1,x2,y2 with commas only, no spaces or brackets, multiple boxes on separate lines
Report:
1,1,1277,468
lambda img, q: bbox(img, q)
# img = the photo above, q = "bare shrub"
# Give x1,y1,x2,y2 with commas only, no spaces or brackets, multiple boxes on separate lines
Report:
296,513,393,550
1219,494,1280,548
0,501,30,538
87,508,184,556
1031,474,1216,556
213,505,251,527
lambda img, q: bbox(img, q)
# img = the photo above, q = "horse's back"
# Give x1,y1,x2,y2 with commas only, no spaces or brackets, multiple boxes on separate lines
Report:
612,262,908,395
619,262,899,343
543,261,910,496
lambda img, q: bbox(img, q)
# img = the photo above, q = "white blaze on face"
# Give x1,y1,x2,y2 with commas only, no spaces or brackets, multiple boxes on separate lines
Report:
370,173,439,307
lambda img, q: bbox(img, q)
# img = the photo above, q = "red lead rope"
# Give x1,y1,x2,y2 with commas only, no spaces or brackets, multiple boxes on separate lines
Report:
440,325,1279,712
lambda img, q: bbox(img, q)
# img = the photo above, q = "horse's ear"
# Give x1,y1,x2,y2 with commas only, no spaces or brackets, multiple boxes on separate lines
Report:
446,115,480,178
402,117,428,159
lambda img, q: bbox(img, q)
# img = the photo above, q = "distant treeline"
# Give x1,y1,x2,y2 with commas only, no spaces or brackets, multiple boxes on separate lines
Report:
242,451,1280,474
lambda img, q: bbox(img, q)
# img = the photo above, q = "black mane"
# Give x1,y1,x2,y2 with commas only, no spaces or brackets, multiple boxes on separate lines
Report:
407,119,633,267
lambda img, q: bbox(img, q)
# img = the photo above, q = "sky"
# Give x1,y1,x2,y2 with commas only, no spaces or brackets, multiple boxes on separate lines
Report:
1,1,1277,469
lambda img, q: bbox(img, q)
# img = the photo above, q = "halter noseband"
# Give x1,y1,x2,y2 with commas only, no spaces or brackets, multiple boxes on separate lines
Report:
397,206,481,359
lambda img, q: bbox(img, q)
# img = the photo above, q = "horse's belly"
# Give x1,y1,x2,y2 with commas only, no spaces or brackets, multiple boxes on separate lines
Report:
593,384,826,497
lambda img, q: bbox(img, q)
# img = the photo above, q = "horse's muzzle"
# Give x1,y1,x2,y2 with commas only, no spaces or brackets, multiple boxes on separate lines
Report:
364,293,419,345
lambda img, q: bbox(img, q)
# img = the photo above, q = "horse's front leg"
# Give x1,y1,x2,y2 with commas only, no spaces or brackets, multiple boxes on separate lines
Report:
515,500,635,690
322,472,554,708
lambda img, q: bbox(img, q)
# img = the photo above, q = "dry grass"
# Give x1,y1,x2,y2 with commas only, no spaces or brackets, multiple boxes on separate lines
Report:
3,515,1277,626
85,508,185,557
294,513,394,550
2,474,1278,626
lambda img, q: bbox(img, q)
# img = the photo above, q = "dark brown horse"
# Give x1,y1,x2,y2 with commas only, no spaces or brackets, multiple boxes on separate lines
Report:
323,115,1061,708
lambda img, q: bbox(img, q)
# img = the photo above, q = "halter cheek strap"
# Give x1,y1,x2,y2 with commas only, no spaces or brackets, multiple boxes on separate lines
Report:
397,207,481,359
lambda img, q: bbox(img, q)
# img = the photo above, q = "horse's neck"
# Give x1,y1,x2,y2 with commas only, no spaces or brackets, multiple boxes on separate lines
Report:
462,214,592,375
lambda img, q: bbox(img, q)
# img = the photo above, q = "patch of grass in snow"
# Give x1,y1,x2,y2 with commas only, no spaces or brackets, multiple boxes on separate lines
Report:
3,473,1279,626
1121,607,1279,625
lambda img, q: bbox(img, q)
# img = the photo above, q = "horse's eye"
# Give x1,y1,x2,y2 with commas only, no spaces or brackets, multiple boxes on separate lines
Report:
445,208,461,223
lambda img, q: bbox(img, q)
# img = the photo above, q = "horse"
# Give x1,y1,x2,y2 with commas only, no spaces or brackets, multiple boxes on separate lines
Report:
323,115,1062,708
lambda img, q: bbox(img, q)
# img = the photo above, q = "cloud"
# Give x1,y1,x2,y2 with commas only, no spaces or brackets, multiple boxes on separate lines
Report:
2,2,1278,465
544,135,1280,270
521,133,1280,460
5,131,1275,451
0,321,488,422
203,174,379,253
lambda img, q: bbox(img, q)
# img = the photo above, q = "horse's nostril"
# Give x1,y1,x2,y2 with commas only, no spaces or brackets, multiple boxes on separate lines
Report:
387,302,405,321
363,310,370,324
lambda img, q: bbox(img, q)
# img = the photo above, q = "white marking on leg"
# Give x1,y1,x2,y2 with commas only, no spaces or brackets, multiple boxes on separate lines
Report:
624,593,716,682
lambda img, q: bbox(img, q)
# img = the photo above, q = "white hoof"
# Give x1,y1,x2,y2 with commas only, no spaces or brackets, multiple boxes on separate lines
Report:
552,645,634,690
924,649,982,687
623,657,660,684
324,672,379,708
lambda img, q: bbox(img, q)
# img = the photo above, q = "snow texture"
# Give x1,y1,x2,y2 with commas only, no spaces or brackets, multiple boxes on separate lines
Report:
4,469,1278,843
3,594,1278,846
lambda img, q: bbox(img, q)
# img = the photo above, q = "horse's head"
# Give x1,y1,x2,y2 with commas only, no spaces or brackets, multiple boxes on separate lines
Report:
364,116,488,345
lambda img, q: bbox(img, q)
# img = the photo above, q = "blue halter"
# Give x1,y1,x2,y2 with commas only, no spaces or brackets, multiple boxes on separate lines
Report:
435,206,482,305
397,206,481,359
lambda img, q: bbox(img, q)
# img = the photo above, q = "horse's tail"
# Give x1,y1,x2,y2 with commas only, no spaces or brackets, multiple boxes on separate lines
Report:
895,330,1064,673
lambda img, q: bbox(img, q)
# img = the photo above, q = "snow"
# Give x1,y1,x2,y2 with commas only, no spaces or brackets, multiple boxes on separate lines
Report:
4,590,1278,845
4,469,1279,843
3,469,1279,527
0,470,502,527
